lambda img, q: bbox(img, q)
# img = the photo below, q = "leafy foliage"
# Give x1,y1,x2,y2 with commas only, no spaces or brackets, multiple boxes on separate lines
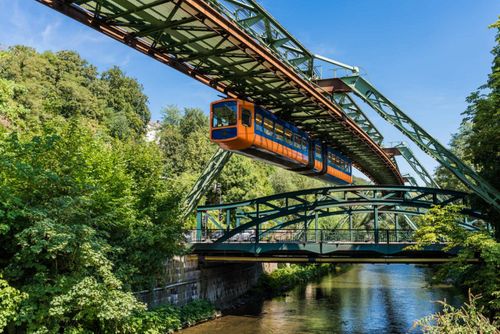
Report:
0,46,150,137
258,264,332,295
433,19,500,234
0,275,27,332
410,205,500,322
413,292,499,334
124,300,216,333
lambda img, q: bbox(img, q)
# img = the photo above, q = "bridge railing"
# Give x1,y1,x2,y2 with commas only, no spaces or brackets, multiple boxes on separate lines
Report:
187,228,416,244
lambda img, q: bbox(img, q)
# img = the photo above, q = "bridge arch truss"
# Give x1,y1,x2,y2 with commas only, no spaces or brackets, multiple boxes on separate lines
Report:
196,185,486,244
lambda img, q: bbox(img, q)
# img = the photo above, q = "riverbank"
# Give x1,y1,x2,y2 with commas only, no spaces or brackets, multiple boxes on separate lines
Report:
128,264,337,333
127,299,219,333
179,264,466,334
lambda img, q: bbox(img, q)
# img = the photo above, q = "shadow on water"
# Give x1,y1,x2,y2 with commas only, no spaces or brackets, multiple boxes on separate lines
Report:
180,264,464,334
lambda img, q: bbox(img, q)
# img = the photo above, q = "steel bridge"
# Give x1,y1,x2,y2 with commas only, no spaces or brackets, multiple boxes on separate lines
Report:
37,0,499,258
188,185,485,263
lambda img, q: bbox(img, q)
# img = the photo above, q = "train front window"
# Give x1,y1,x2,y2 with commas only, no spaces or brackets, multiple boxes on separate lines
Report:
212,102,237,128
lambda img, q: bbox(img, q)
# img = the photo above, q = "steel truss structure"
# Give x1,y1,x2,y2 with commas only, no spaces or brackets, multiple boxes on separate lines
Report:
36,0,499,217
195,185,485,244
339,76,500,212
37,0,403,189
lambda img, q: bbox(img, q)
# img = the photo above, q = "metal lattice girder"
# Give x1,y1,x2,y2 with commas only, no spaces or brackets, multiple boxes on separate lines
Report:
391,142,440,189
195,185,485,242
208,0,315,79
340,75,500,212
182,148,232,219
37,0,403,186
332,93,384,145
402,174,419,187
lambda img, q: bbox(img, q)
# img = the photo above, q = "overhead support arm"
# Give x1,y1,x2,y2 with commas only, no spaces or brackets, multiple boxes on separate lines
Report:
313,54,359,74
332,93,384,145
340,75,500,212
391,142,440,189
182,148,232,220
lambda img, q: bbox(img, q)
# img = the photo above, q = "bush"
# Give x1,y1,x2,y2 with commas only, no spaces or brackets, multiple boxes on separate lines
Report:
125,300,216,333
413,292,499,334
258,264,332,295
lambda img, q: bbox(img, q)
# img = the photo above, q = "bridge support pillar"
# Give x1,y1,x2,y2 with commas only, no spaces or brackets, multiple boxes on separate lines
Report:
374,207,379,244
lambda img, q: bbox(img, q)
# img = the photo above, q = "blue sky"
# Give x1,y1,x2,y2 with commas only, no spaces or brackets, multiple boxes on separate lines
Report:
1,0,499,182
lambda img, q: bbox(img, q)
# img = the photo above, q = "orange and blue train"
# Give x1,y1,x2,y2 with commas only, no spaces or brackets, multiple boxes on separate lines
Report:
210,98,353,184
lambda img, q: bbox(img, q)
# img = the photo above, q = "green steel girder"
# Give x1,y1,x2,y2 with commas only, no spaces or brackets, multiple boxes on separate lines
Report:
392,142,440,189
38,0,403,186
332,93,384,145
182,148,232,219
340,75,500,212
195,185,486,243
208,0,316,78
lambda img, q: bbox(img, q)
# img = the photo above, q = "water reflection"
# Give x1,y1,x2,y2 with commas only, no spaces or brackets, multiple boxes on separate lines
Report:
181,264,463,334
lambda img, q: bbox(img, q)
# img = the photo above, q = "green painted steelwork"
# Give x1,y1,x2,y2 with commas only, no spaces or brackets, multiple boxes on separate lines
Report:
37,0,499,218
340,75,500,212
182,149,232,219
392,142,441,189
195,185,485,243
332,93,384,145
37,0,403,186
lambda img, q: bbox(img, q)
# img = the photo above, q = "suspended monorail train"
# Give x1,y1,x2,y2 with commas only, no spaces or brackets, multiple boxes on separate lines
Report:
209,98,353,184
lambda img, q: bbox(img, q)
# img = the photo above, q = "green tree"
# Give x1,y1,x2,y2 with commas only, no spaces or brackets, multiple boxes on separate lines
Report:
0,46,150,139
409,205,500,320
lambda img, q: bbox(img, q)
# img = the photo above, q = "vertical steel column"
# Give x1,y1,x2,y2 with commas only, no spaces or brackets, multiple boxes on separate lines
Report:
226,208,231,232
374,207,379,244
304,209,308,243
196,211,202,242
315,211,319,242
394,213,399,242
349,210,353,242
255,203,260,244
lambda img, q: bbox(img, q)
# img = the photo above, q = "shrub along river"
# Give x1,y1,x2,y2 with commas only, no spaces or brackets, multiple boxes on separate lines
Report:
180,264,464,334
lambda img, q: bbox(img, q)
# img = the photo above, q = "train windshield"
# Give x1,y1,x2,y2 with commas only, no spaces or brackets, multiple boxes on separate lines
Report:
212,102,237,128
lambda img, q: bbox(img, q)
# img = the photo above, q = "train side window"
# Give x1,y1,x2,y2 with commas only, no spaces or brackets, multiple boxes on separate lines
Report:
285,129,293,145
255,113,263,126
275,124,284,141
315,145,322,159
293,135,301,149
242,109,251,127
301,138,308,151
328,152,334,165
263,118,273,136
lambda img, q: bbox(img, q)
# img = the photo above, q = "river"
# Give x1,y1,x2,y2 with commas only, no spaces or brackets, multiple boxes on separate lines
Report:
180,264,464,334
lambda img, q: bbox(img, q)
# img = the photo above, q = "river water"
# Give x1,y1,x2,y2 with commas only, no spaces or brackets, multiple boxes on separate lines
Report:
181,264,463,334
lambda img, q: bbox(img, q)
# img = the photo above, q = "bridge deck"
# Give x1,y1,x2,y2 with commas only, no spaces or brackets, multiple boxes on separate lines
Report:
190,242,474,264
38,0,403,185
